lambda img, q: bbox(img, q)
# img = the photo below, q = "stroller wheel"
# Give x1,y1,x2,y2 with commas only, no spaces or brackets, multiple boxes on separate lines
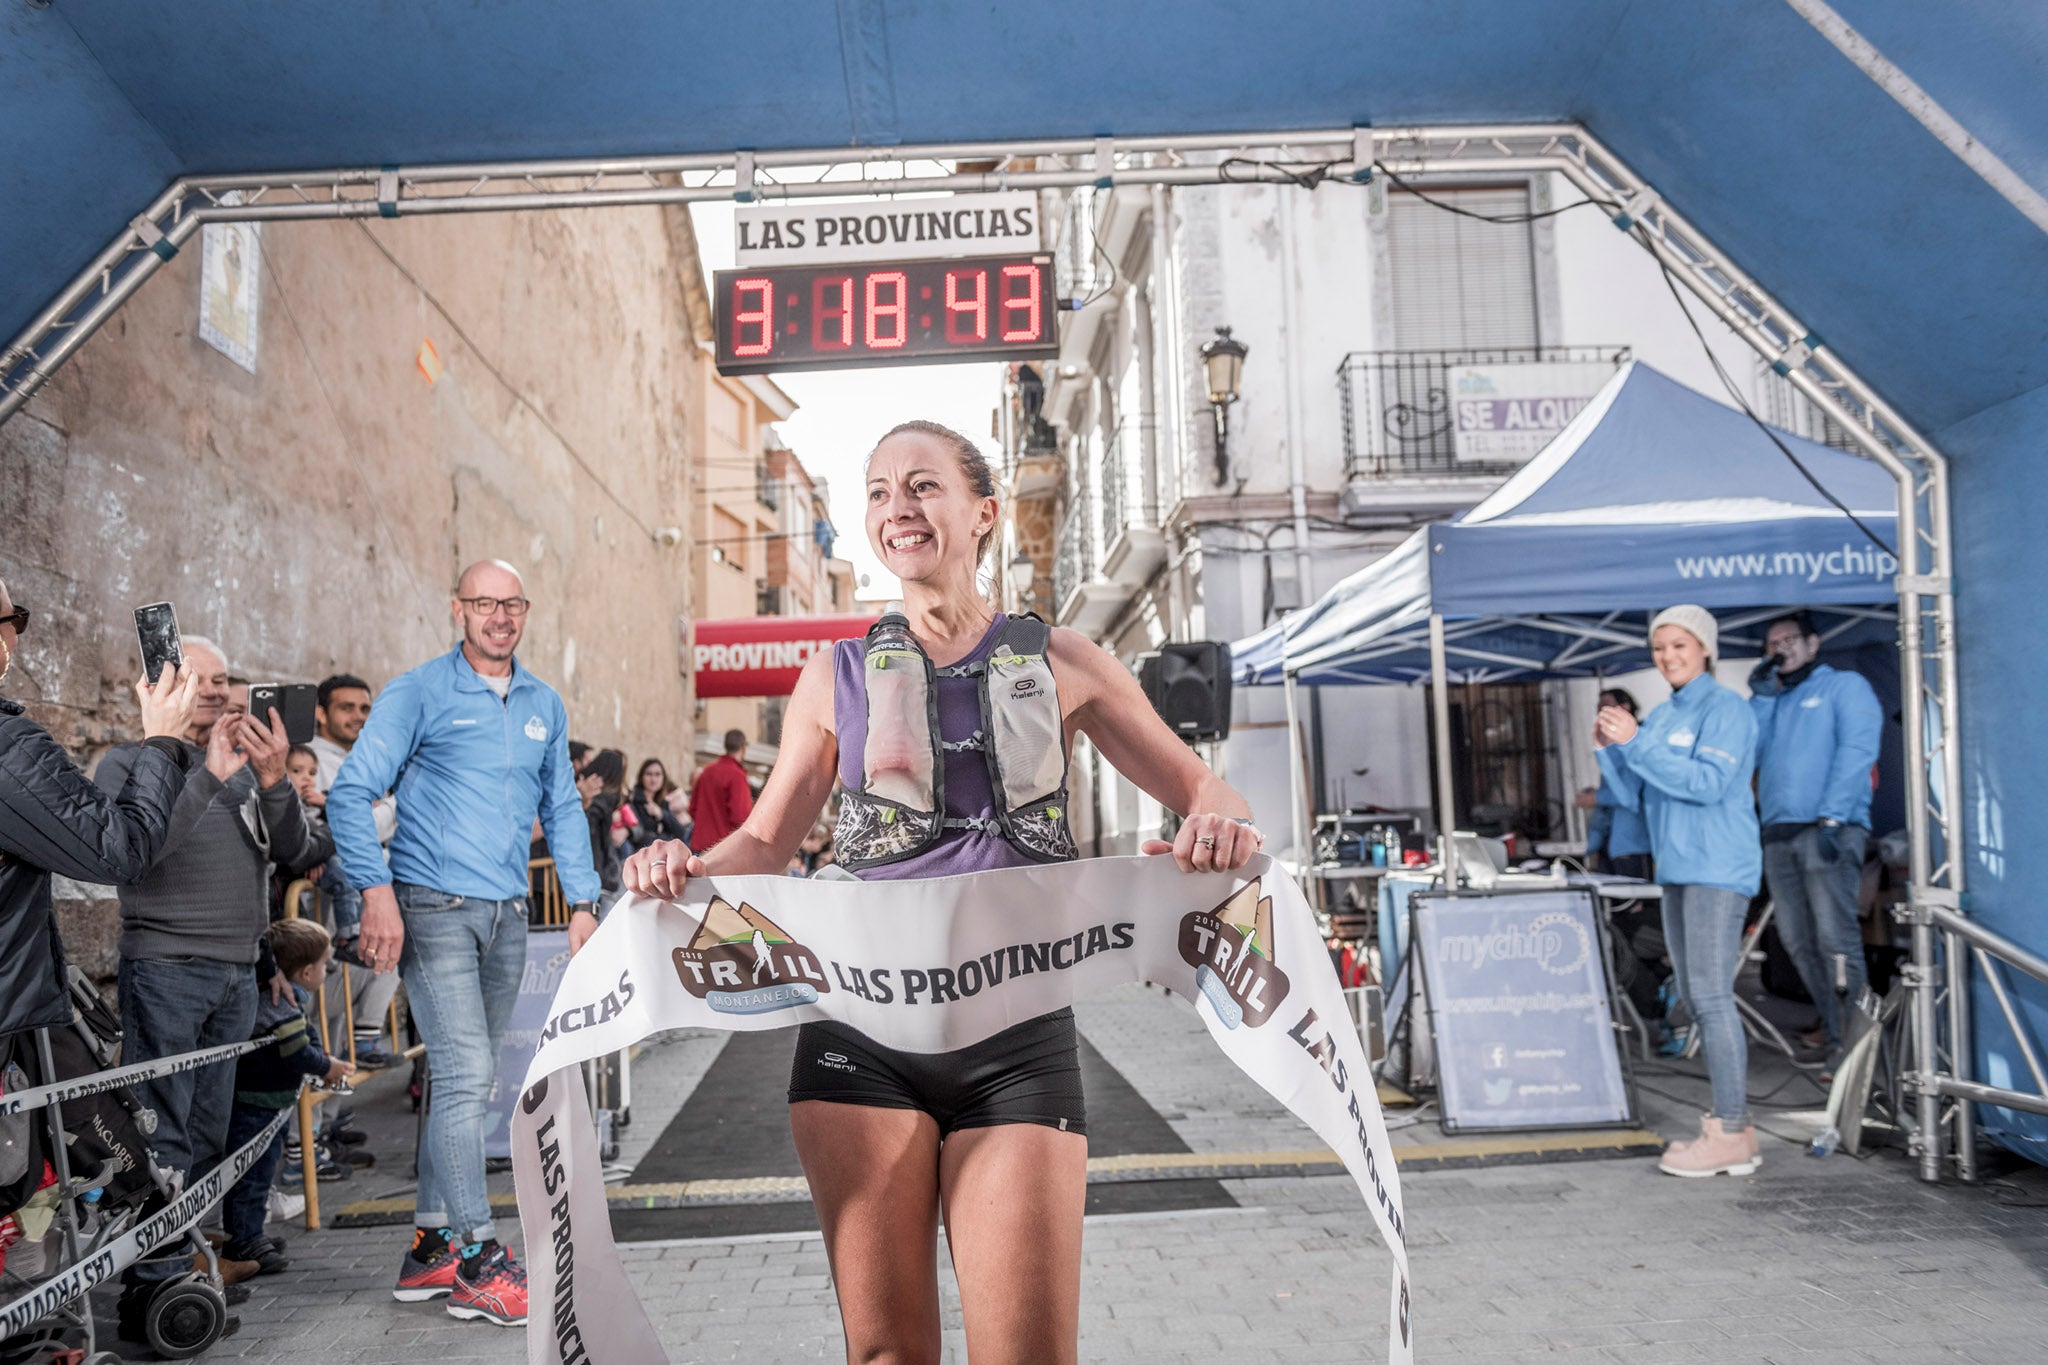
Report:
146,1275,229,1358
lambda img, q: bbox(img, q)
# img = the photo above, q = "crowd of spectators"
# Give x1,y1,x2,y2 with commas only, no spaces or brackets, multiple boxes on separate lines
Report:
0,563,820,1341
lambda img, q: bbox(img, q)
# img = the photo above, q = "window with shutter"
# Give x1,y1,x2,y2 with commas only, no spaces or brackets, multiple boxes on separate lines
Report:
1386,187,1539,350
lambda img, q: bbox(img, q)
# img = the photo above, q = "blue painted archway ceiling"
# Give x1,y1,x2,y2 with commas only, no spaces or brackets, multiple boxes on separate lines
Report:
4,0,2046,436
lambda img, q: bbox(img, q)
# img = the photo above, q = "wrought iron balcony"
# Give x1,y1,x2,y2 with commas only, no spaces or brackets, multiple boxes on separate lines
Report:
1098,424,1158,547
1053,485,1095,616
1338,346,1628,479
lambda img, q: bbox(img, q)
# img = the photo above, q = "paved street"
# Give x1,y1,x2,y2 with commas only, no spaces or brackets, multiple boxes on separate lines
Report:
110,985,2048,1363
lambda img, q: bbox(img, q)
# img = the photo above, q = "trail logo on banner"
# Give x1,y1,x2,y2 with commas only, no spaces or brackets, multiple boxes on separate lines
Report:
672,898,831,1013
513,856,1415,1364
1180,880,1290,1028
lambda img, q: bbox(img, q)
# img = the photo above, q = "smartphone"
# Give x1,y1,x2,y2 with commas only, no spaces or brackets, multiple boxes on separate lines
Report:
134,602,182,685
249,682,318,745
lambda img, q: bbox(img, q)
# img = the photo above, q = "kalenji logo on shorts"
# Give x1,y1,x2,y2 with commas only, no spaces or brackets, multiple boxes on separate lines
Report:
1178,878,1291,1029
672,898,831,1015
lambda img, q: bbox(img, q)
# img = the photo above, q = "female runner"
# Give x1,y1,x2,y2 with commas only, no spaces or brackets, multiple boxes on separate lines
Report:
623,420,1262,1365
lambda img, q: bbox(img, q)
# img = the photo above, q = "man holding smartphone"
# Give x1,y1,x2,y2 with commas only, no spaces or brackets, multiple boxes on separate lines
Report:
327,559,599,1327
93,634,327,1335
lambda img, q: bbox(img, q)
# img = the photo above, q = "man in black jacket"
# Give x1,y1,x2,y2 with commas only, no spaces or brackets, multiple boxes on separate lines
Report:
0,579,200,1036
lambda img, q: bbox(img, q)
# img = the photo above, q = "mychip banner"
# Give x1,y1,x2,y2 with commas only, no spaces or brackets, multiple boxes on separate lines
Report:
512,854,1413,1364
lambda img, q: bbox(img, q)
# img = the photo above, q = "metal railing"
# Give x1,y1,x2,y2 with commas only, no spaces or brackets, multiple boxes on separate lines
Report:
1098,423,1158,549
1338,345,1628,478
1053,486,1095,614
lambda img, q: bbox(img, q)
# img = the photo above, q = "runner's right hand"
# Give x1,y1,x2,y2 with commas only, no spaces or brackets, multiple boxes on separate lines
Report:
623,837,705,900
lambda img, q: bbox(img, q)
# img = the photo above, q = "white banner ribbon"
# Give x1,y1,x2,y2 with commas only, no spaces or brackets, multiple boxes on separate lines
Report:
513,854,1412,1363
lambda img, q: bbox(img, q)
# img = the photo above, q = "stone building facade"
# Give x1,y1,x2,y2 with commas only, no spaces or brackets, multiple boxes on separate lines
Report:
1,200,714,974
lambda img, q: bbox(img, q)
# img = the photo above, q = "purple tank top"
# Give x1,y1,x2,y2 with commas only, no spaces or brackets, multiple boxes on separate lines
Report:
833,613,1039,881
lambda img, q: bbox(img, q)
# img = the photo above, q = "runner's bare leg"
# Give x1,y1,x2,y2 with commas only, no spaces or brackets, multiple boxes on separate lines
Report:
791,1100,944,1365
939,1123,1087,1365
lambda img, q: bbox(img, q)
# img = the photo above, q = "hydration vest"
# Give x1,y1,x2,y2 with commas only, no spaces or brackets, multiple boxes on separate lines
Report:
834,612,1077,872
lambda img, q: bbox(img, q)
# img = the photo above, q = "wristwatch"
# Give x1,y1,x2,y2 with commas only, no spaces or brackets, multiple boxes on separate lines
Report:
570,901,599,919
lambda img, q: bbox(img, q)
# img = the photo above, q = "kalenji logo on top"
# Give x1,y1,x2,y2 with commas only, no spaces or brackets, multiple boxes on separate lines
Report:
1178,878,1291,1029
672,897,831,1015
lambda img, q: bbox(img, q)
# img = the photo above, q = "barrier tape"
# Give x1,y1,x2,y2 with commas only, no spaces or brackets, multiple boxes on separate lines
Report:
0,1034,279,1118
0,1100,295,1337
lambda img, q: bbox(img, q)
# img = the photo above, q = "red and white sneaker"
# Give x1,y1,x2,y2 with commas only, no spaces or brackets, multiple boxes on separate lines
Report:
446,1244,528,1326
392,1229,461,1302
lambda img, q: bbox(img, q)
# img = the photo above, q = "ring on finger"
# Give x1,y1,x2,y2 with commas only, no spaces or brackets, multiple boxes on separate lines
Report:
1195,835,1217,848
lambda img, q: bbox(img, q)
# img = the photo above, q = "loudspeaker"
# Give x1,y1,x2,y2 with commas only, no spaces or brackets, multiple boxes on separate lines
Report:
1139,641,1233,740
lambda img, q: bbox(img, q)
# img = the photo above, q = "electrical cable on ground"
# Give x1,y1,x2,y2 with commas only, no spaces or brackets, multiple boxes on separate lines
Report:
351,221,660,541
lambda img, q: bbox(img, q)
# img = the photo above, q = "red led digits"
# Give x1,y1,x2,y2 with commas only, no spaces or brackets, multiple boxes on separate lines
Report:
732,278,774,357
812,275,854,351
864,271,908,349
999,264,1041,342
944,268,988,344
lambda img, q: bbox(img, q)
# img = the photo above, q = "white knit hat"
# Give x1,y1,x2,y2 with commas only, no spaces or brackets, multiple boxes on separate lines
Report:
1649,604,1717,660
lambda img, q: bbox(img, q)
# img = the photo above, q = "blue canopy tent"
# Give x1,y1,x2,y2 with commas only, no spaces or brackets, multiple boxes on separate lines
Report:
1231,360,1899,907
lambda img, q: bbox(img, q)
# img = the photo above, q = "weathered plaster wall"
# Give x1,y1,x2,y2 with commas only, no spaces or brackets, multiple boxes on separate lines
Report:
1,203,707,974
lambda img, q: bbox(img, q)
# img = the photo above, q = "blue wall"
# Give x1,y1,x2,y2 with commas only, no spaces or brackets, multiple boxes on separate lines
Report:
1943,380,2048,1162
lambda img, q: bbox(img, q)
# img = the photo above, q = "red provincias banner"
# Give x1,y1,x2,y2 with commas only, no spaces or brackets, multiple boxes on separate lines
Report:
691,615,878,698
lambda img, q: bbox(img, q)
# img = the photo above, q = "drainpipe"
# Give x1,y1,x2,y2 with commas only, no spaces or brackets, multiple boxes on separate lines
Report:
1275,183,1315,607
1150,181,1186,638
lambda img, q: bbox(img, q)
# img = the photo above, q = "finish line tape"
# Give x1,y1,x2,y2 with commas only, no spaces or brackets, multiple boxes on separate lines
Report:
513,855,1414,1364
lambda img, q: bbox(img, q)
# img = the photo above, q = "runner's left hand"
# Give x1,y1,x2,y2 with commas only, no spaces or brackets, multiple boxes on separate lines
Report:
1142,813,1262,874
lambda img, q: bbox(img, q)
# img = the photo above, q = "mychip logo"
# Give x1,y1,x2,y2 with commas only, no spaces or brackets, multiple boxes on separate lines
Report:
672,897,831,1015
1177,878,1291,1029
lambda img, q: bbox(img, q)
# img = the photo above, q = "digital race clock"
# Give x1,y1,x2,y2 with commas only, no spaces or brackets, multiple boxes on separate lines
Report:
713,255,1058,376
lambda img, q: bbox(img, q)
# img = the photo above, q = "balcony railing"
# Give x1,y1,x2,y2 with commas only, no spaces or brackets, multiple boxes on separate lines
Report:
1338,346,1628,479
1053,485,1095,614
1098,424,1158,549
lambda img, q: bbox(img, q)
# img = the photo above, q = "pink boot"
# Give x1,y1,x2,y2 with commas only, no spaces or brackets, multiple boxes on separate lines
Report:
1657,1115,1761,1177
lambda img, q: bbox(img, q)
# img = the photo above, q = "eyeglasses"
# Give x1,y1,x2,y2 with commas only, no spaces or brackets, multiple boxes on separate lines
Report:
0,607,28,635
456,596,531,617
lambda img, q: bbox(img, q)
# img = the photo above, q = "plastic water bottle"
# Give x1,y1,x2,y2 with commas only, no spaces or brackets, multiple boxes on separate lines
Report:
862,603,934,810
1809,1125,1841,1158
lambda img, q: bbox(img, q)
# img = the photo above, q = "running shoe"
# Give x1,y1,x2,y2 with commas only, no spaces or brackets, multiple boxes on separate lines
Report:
446,1244,528,1326
392,1230,461,1302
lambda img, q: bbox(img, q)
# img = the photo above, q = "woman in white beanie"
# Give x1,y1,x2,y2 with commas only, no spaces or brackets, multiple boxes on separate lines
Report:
1594,604,1762,1177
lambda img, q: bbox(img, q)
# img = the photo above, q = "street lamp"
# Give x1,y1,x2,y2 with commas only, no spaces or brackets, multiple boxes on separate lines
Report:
1198,325,1248,486
1008,551,1036,609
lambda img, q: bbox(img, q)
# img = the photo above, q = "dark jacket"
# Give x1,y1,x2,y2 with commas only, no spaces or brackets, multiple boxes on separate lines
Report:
0,699,189,1032
625,789,688,851
585,790,623,894
94,740,323,965
233,984,334,1110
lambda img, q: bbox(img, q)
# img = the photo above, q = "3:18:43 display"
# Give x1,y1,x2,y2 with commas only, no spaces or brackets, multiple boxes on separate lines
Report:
713,255,1058,376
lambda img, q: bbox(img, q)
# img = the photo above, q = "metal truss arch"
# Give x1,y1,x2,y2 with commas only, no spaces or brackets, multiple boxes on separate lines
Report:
0,123,2010,1178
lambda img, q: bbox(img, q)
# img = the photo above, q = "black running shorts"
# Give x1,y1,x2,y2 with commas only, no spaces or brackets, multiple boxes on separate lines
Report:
786,1007,1087,1137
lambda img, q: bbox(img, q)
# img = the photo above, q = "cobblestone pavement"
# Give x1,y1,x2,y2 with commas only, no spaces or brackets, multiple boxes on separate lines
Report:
115,987,2048,1363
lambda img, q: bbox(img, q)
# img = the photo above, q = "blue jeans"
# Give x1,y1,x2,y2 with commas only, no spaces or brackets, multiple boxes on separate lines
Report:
118,956,257,1287
1763,824,1869,1044
1661,884,1751,1127
222,1102,287,1247
395,881,527,1242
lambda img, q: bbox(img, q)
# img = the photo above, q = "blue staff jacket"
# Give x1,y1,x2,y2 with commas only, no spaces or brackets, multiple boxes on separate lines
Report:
328,646,601,905
1586,776,1653,860
1596,673,1760,896
1750,663,1883,829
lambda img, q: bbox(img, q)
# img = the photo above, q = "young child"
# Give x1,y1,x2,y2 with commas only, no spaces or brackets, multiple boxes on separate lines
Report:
220,917,350,1273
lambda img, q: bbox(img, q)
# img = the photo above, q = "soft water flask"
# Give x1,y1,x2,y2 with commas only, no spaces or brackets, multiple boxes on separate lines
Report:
863,603,934,810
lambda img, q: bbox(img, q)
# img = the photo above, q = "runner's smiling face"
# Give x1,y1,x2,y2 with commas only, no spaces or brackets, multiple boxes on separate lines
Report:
865,432,996,586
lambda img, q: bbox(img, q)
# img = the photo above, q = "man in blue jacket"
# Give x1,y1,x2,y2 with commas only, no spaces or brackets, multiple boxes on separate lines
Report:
329,559,600,1328
1749,610,1883,1054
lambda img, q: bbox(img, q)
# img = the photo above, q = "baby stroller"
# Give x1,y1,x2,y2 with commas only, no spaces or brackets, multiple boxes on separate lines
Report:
0,969,237,1362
